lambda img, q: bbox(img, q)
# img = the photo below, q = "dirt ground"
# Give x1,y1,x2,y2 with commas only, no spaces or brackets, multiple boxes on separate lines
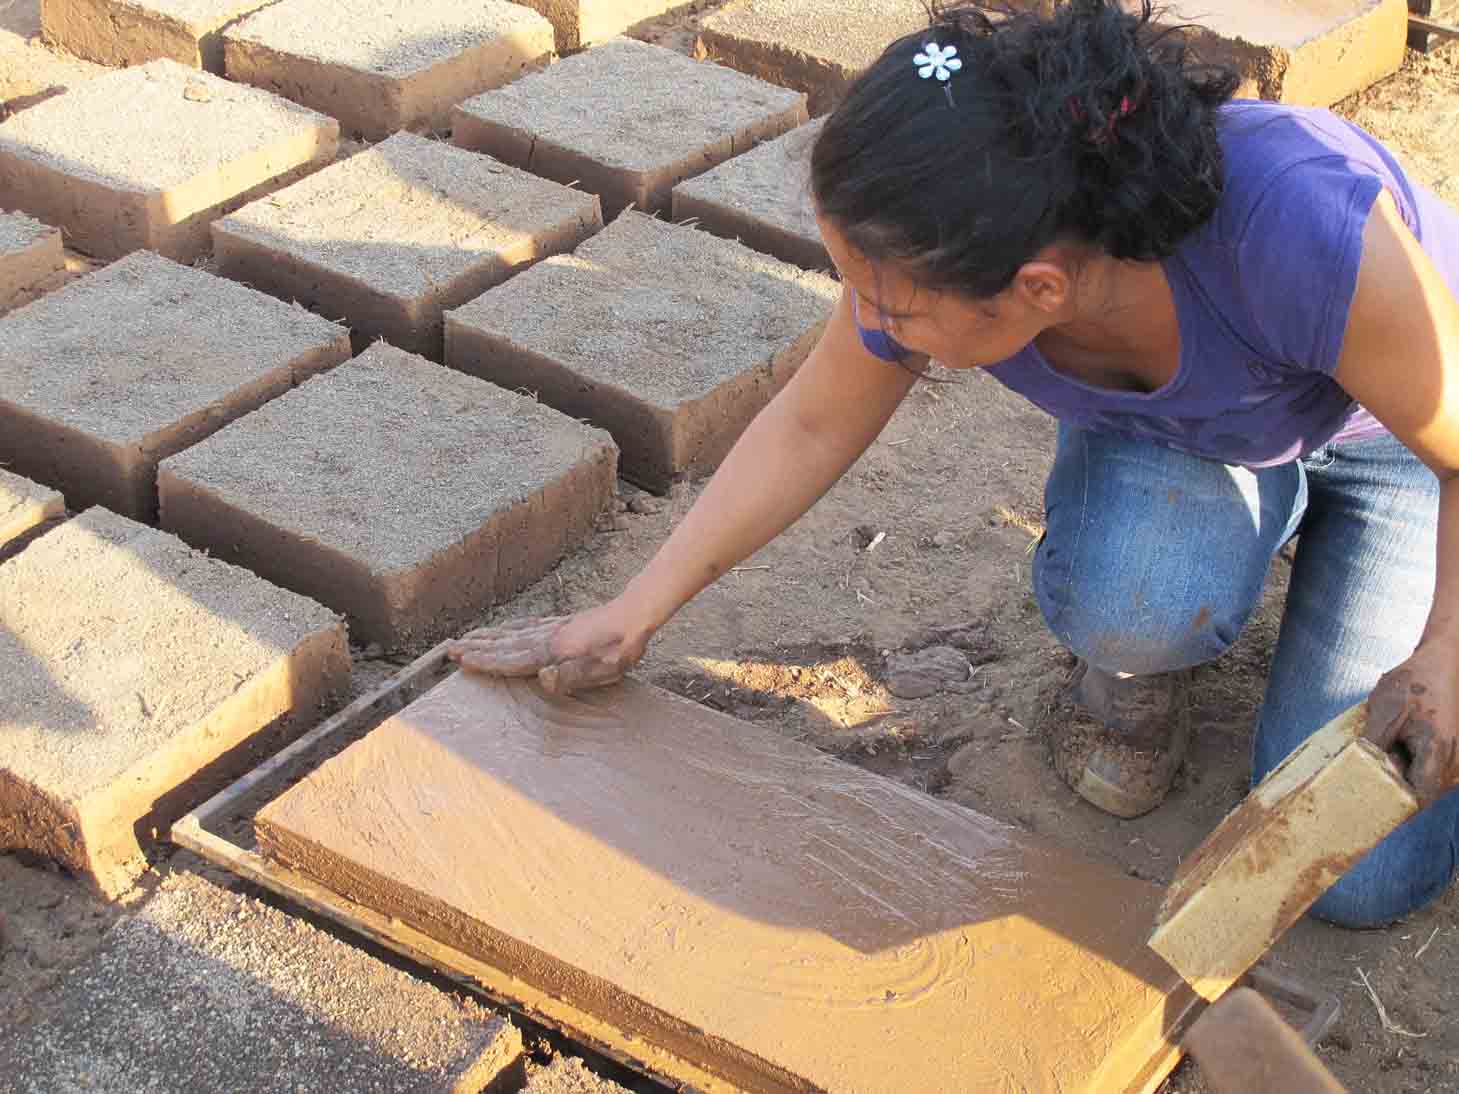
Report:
3,3,1459,1091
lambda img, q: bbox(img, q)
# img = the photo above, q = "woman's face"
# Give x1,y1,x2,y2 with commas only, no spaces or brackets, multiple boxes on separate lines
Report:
817,214,1063,369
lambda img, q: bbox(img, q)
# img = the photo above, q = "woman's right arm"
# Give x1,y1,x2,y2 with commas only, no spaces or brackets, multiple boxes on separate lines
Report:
448,287,924,693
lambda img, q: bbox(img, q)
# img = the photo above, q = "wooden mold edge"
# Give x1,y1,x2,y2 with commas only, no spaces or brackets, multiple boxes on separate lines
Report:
1150,704,1418,1001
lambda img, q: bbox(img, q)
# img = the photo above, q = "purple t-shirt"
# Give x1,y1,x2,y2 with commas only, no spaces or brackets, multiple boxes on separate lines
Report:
856,101,1459,467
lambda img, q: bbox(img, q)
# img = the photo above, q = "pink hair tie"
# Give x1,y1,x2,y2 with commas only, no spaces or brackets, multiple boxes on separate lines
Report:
1069,92,1139,145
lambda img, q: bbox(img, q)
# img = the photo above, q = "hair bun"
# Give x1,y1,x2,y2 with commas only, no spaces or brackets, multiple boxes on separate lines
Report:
811,0,1240,297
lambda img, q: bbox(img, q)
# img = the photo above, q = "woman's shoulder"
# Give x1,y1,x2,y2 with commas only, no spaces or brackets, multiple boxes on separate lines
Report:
1205,101,1407,243
1171,102,1414,374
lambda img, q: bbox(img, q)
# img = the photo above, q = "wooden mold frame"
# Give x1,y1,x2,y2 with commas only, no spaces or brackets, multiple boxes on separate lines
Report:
170,640,1340,1093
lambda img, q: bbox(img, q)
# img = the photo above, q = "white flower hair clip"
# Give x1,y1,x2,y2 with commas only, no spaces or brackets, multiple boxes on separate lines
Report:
914,42,961,82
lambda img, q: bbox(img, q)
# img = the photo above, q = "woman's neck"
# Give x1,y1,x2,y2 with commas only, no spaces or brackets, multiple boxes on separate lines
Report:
1035,258,1181,392
1053,258,1176,354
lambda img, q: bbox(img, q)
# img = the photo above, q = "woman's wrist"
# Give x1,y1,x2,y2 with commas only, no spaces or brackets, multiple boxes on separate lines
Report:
614,577,677,643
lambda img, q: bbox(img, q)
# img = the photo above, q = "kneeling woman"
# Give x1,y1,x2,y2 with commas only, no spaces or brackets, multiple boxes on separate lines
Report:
451,0,1459,929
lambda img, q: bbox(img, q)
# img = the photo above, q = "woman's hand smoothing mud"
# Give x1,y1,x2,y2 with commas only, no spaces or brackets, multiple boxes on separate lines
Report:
446,600,652,697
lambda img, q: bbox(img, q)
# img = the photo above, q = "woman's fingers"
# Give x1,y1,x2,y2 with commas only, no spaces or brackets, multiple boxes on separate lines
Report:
1364,687,1409,754
456,616,568,643
448,618,566,676
449,609,640,696
540,656,624,697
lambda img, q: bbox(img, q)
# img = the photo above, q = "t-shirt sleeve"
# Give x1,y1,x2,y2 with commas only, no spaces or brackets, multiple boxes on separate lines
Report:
850,293,911,363
1234,156,1384,376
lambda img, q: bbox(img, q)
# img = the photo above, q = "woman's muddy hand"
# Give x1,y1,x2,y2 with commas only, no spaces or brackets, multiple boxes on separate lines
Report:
1365,644,1459,807
447,600,652,697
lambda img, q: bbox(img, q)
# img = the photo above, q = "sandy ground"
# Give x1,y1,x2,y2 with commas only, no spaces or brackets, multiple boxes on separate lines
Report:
2,2,1459,1091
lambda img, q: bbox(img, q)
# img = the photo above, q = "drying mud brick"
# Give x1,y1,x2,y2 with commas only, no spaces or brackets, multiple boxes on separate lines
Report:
699,0,1407,114
0,250,351,522
0,872,523,1092
222,0,555,141
1151,704,1419,1002
257,671,1199,1094
41,0,274,73
1166,0,1408,107
0,509,348,898
671,118,827,270
0,468,62,548
451,37,806,219
514,0,688,52
446,212,835,492
0,210,62,312
214,131,601,360
696,0,925,116
158,343,618,649
0,60,338,262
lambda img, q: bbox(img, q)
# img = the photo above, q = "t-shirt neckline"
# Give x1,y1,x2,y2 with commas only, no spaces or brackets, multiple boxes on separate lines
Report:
1021,255,1191,402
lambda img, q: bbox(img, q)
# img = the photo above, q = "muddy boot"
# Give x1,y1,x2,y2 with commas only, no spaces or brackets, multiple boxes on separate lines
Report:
1050,660,1192,819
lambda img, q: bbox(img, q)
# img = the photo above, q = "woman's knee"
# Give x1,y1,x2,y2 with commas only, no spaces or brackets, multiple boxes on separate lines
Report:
1034,538,1252,674
1035,428,1302,675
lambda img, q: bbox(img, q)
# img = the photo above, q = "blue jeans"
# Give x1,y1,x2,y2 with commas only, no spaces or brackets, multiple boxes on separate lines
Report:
1033,425,1458,928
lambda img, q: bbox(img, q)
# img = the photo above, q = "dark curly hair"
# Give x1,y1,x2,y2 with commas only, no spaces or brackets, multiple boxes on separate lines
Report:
811,0,1240,298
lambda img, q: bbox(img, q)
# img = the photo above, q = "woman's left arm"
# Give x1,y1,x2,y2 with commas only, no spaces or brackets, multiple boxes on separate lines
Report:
1334,190,1459,806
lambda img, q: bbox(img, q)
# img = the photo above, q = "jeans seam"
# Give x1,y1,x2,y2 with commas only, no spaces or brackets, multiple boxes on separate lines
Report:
1047,431,1091,634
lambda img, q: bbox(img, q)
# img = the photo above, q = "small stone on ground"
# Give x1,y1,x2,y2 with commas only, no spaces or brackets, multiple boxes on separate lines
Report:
884,646,973,699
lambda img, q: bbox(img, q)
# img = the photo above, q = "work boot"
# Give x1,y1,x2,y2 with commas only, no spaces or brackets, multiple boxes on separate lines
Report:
1050,660,1192,819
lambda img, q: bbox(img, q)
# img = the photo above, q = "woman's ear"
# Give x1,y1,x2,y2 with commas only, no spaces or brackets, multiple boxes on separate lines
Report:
1011,260,1074,316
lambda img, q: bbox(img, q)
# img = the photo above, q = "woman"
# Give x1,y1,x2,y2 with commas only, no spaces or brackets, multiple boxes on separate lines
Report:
450,0,1459,929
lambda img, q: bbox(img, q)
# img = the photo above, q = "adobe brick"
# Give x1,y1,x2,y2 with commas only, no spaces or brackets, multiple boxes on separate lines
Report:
223,0,555,140
214,131,601,360
42,0,275,73
0,210,63,313
671,118,827,271
0,60,336,262
452,37,806,219
159,343,618,648
445,212,836,492
0,250,351,521
0,509,348,897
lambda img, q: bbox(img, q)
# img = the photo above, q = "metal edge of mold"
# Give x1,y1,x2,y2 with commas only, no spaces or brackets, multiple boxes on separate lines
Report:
1410,14,1459,38
169,639,739,1094
1242,966,1342,1047
171,638,458,832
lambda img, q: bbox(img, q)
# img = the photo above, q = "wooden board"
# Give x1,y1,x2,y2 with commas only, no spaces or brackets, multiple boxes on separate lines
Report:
255,671,1198,1093
1184,988,1346,1094
1151,704,1418,1001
